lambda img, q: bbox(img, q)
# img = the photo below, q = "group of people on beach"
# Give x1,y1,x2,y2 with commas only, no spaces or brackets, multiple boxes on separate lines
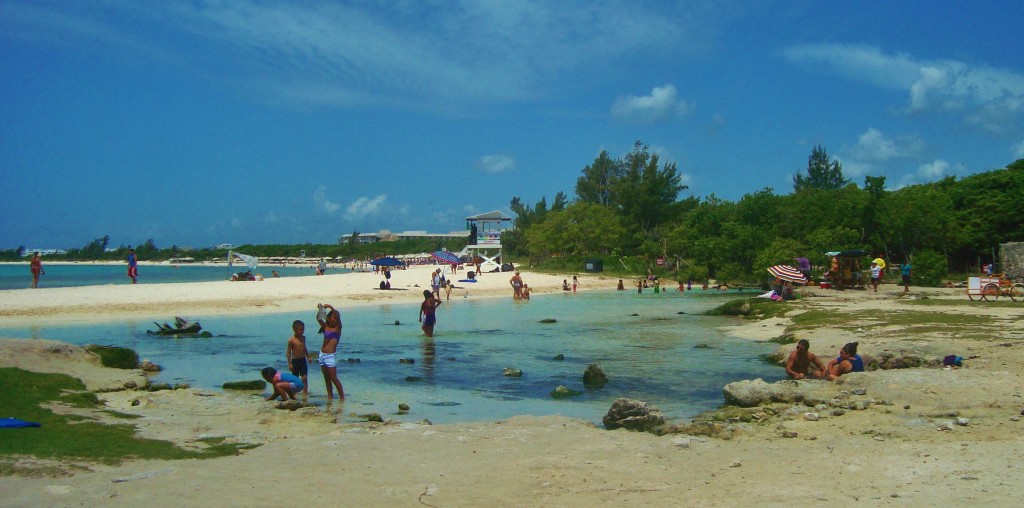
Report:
785,340,864,381
262,303,346,402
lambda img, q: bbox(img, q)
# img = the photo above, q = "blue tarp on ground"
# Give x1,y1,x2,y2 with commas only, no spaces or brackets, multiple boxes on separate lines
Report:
1,417,41,428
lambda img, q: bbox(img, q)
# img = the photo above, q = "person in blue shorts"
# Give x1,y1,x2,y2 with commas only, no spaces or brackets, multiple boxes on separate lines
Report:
419,289,442,337
261,367,304,401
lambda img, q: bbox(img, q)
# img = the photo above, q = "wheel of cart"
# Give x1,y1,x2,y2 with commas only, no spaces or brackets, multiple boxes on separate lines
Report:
1010,283,1024,302
982,282,1000,301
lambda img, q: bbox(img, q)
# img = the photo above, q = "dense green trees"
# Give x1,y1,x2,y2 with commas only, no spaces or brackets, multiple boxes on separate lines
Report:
508,140,1024,286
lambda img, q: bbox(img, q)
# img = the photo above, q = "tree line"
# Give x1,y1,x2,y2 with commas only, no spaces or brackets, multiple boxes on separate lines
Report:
504,141,1024,286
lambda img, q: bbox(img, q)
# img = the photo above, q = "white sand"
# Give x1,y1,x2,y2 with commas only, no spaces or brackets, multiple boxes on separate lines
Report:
2,276,1024,506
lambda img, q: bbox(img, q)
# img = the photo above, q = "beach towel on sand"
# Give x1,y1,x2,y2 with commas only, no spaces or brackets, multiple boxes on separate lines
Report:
1,417,41,428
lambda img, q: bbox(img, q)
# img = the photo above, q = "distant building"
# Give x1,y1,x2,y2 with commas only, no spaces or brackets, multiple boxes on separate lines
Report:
22,248,67,257
338,230,470,245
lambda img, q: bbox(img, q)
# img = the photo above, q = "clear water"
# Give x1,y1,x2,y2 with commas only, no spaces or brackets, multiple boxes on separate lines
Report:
0,263,343,290
0,289,783,425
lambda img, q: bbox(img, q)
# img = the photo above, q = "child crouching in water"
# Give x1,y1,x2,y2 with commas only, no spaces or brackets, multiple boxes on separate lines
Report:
261,367,304,401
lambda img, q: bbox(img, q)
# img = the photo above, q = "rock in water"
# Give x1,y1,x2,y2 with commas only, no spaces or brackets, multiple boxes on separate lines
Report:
583,363,609,388
549,386,582,399
503,367,523,378
602,398,665,432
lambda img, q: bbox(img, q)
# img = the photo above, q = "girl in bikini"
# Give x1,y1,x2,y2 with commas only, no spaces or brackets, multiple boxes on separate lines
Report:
316,304,345,400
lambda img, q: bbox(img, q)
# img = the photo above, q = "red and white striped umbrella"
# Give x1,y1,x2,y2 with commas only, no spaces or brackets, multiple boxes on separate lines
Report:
767,264,807,284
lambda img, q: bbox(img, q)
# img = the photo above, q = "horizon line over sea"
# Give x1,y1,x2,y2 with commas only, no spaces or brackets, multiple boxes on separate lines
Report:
0,262,344,290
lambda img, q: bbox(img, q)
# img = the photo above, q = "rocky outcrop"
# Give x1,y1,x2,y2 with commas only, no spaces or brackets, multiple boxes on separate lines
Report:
602,398,665,432
583,363,608,388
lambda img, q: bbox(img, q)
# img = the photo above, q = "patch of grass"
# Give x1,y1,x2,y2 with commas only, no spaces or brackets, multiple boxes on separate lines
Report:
85,345,138,369
789,310,854,329
904,299,1024,309
0,368,258,465
222,380,266,390
102,410,142,420
703,298,791,319
59,391,100,408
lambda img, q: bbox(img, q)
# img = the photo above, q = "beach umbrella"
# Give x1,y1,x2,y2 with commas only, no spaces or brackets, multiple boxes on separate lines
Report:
431,250,461,264
369,257,405,267
767,264,807,284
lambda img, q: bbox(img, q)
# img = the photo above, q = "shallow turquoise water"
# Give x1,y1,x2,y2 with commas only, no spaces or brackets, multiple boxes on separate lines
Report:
0,289,783,424
0,263,342,290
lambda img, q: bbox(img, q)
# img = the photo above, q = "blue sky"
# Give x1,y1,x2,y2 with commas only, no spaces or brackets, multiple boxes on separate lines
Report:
2,1,1022,250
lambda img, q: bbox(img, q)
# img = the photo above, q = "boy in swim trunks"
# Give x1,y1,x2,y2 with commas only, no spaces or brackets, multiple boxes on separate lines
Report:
261,367,304,401
286,320,309,396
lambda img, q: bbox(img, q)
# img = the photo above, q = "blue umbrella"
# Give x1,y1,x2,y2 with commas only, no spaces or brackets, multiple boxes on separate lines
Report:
370,257,405,267
431,250,461,264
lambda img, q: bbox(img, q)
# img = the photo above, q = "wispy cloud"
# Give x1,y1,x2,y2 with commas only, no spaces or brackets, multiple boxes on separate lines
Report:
1,1,694,111
782,44,1024,133
345,194,387,221
475,155,516,173
313,186,341,214
611,84,694,123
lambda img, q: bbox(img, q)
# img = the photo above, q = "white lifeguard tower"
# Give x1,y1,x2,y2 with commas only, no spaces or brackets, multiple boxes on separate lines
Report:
464,210,513,273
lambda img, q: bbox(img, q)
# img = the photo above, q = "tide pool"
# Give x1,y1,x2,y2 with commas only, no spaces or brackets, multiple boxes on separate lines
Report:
0,289,783,425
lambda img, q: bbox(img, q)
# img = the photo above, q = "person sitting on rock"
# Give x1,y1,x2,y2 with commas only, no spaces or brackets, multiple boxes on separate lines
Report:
785,339,826,380
820,342,864,380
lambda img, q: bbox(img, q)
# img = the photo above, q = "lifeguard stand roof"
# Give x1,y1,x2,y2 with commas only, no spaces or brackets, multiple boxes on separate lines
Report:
465,210,512,222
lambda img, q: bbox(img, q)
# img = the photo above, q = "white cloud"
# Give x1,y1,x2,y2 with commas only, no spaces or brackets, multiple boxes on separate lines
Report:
782,44,1024,132
917,159,950,180
312,186,341,214
611,84,694,123
344,194,387,221
848,128,924,162
475,155,516,173
1013,140,1024,159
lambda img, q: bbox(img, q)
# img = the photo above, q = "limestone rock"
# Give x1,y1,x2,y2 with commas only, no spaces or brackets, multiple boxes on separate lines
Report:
602,398,666,432
550,385,582,399
583,363,609,388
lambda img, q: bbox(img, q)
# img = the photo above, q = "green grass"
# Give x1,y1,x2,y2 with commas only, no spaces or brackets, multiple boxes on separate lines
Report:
0,368,257,466
703,298,792,319
85,345,138,369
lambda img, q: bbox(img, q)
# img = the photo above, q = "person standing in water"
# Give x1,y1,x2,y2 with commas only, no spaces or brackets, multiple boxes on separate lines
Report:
419,290,442,337
30,252,43,288
315,304,344,400
127,248,138,284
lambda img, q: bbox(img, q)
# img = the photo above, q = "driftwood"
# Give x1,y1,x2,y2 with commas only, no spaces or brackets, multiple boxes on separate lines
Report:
147,317,202,335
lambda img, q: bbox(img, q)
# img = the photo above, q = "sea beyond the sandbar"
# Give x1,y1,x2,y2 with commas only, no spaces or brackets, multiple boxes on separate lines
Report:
0,288,782,425
0,262,342,290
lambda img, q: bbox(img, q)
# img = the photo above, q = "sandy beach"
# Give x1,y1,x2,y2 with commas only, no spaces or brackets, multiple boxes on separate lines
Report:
3,270,1024,507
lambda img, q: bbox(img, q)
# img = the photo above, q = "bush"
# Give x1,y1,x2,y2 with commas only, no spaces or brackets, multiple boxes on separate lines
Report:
85,345,139,369
911,249,948,287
